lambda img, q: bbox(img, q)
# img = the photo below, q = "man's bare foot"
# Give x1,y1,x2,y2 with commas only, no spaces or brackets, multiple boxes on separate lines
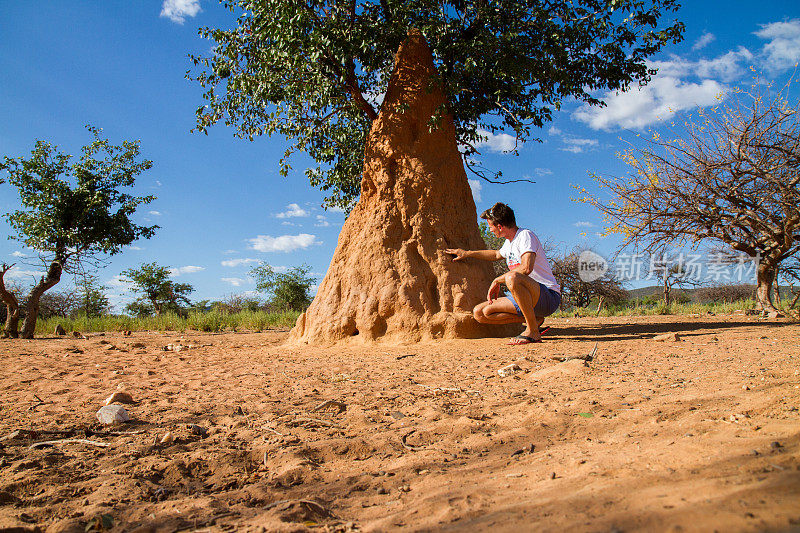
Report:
508,334,541,345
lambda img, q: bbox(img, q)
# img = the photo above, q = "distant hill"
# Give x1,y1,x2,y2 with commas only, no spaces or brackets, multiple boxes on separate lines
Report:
625,284,794,303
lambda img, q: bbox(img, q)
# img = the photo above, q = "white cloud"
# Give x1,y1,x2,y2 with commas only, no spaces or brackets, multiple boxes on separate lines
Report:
467,179,483,203
160,0,201,24
249,233,320,253
692,32,716,51
533,168,553,177
755,19,800,72
222,277,247,287
221,258,258,267
11,251,26,257
574,76,725,130
169,265,205,276
314,215,330,227
128,246,143,251
327,206,346,213
4,267,40,280
574,221,595,228
560,137,598,153
695,48,753,82
148,210,162,216
106,275,127,289
281,221,298,226
474,129,517,153
275,203,310,219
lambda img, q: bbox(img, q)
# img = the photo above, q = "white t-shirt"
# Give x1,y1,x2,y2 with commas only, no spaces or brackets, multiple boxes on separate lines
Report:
499,228,560,293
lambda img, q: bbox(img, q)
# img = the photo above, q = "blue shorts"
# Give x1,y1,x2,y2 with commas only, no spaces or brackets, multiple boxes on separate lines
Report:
505,282,561,317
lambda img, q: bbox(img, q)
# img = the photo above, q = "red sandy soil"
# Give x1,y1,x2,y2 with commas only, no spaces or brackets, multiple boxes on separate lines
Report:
0,314,798,532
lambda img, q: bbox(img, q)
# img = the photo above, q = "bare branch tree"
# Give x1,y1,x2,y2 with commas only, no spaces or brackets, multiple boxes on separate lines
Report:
584,81,800,312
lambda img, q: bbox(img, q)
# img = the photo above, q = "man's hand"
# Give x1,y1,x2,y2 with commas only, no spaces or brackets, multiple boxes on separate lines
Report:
487,279,501,303
445,248,467,261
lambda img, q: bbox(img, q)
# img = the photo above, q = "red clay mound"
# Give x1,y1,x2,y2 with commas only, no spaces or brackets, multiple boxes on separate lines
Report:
289,30,517,344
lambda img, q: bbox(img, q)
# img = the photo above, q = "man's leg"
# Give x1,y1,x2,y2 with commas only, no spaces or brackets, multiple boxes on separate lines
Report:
505,272,544,342
473,299,525,325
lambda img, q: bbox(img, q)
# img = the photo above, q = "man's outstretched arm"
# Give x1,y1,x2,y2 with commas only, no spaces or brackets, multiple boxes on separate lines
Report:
445,248,502,261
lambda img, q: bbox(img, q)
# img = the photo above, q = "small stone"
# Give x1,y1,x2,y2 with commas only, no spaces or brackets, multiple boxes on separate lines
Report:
549,472,556,480
770,441,783,449
122,330,132,336
742,385,750,390
130,342,146,349
498,364,522,377
96,405,130,425
389,410,405,420
377,487,388,494
653,332,680,342
104,391,134,405
399,484,411,492
160,432,174,444
187,424,207,437
54,324,66,335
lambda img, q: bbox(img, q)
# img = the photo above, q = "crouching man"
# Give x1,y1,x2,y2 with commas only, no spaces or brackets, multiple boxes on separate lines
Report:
446,202,561,344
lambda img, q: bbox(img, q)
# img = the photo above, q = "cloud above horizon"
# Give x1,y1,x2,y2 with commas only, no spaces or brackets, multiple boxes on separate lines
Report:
160,0,201,24
573,19,799,131
169,265,205,276
275,203,310,219
474,129,517,153
249,233,320,253
468,179,483,203
221,258,258,268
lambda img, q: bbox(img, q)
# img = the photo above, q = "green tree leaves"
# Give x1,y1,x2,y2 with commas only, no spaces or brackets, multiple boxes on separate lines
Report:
122,262,194,317
189,0,684,210
250,263,315,311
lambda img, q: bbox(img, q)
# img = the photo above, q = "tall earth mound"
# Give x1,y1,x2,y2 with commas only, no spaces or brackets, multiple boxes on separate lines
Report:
288,30,518,344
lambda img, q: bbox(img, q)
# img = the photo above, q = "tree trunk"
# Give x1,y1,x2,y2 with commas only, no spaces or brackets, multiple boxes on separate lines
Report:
756,261,779,313
0,266,20,338
773,267,781,306
663,281,671,306
20,260,63,339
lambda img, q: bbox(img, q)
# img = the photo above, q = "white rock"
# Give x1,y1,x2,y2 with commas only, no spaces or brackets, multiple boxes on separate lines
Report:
498,364,522,377
96,405,131,425
160,431,174,444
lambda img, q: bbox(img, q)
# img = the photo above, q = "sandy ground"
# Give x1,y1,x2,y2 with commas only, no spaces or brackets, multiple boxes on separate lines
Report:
0,314,798,533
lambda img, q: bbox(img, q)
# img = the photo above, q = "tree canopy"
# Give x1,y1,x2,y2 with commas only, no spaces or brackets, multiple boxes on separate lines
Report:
190,0,684,209
251,263,315,311
122,262,195,317
0,126,157,337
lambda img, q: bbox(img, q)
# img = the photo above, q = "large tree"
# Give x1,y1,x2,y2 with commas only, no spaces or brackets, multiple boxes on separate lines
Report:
585,83,800,313
189,0,684,209
0,127,157,338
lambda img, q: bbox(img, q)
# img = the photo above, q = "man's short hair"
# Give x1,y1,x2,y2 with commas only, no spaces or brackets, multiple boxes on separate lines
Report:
480,202,516,227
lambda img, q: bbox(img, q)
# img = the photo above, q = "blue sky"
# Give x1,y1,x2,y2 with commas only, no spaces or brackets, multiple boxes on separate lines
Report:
1,1,799,310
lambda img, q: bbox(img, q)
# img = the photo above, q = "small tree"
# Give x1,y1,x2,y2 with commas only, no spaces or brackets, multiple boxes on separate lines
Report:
0,127,157,338
550,247,628,309
250,263,315,311
75,272,111,317
122,262,194,316
585,82,800,312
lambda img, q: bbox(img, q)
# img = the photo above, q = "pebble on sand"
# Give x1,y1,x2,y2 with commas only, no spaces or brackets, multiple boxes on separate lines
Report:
104,391,135,405
96,405,131,425
653,332,680,342
498,364,522,377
